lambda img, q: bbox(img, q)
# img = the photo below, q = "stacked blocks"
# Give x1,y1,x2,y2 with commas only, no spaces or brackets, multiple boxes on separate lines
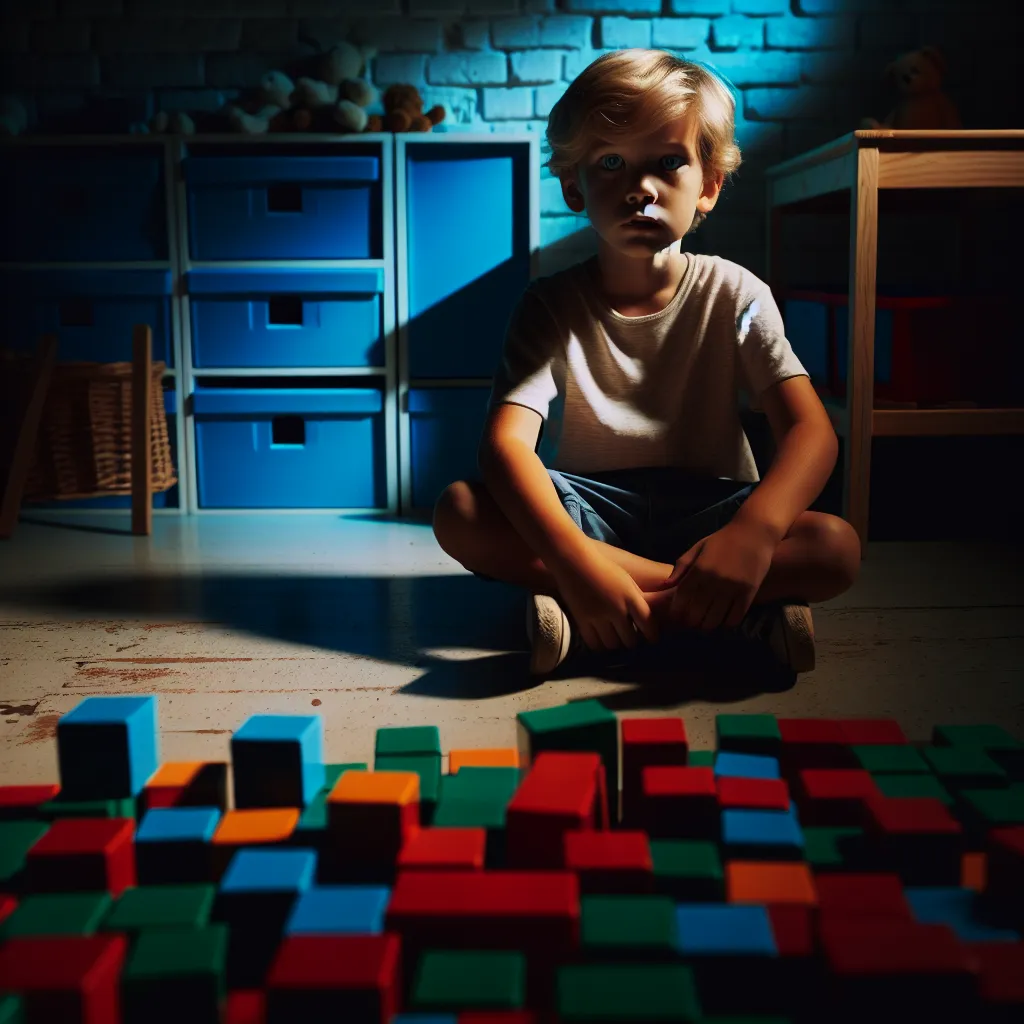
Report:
0,698,1022,1022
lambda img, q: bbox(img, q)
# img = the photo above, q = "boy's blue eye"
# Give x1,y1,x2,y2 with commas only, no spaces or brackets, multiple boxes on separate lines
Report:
662,154,685,170
597,154,685,171
599,154,623,170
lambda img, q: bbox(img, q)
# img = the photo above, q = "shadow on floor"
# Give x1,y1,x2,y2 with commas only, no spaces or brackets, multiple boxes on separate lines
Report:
4,571,796,704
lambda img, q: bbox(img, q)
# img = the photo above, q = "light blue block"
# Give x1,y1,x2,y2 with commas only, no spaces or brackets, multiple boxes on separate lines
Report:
675,904,777,956
220,848,318,894
722,804,804,853
136,807,220,844
284,885,391,935
57,696,159,799
231,714,325,808
906,887,1021,943
714,751,780,780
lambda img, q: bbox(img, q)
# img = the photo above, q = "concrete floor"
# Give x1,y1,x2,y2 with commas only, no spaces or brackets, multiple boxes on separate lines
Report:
1,512,1023,785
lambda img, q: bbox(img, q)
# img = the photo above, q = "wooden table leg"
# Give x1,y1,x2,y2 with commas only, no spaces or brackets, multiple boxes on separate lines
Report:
131,324,153,537
843,147,879,556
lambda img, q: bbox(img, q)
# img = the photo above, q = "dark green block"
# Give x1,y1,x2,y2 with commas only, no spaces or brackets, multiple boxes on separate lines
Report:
0,995,23,1024
0,821,49,886
40,796,136,819
105,885,214,932
958,786,1024,826
440,766,520,804
431,797,506,830
650,840,723,901
296,790,329,835
558,963,701,1022
688,751,715,768
922,745,1008,787
802,826,864,869
852,745,929,774
374,726,441,758
932,724,1024,778
1,892,111,939
412,949,526,1011
374,754,440,803
715,715,781,757
872,773,954,805
581,895,676,956
322,763,367,793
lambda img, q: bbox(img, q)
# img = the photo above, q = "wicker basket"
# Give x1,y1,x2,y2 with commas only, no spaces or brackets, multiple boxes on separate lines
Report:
2,355,177,502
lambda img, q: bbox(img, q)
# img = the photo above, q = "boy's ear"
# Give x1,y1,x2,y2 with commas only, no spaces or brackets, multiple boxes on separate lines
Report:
696,171,724,214
561,176,586,214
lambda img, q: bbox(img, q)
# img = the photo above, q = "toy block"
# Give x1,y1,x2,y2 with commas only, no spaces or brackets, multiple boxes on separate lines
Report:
767,903,816,957
714,752,781,780
411,950,526,1013
265,934,401,1023
837,718,907,746
0,934,127,1024
580,894,677,960
726,862,817,906
563,829,653,893
621,717,688,824
140,761,228,812
932,724,1024,778
961,850,986,891
905,886,1020,943
516,699,618,798
324,762,368,790
814,872,912,921
505,752,606,869
0,894,15,926
121,925,228,1024
135,806,220,884
376,725,442,758
448,748,520,773
0,820,49,889
398,827,487,872
433,768,521,868
871,772,954,805
557,963,701,1023
851,744,929,774
40,795,136,819
968,942,1024,1020
957,786,1024,839
863,796,963,884
391,1017,455,1024
922,745,1009,788
980,827,1024,928
716,714,782,758
375,754,441,824
649,839,724,901
439,766,521,805
0,996,21,1024
777,718,854,774
26,816,135,896
801,826,864,871
224,990,266,1024
687,749,715,767
458,1014,537,1024
231,715,325,810
721,805,804,861
795,769,880,826
717,777,790,811
0,891,111,940
639,766,719,840
293,765,366,847
0,784,60,821
104,884,215,932
284,884,390,935
57,695,158,800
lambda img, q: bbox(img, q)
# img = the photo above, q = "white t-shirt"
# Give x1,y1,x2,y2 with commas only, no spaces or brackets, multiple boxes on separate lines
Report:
488,252,808,483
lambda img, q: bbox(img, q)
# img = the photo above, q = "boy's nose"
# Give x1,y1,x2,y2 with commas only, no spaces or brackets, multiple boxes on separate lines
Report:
626,179,658,205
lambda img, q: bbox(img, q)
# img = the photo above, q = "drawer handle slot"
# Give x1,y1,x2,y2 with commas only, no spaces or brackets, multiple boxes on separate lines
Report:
60,299,94,327
268,296,304,326
267,184,303,213
272,415,305,447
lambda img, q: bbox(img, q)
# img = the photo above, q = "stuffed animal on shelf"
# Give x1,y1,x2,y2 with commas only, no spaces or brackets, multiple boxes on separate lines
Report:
292,40,378,133
142,110,196,136
860,46,962,130
0,95,28,137
365,84,446,134
224,70,299,134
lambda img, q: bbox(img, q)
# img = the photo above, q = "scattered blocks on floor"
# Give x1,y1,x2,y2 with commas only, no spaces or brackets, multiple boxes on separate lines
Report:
639,766,718,840
284,884,390,935
104,883,215,932
448,747,520,773
621,717,688,825
714,752,781,780
557,963,701,1022
141,761,228,812
721,804,805,861
580,894,676,960
0,890,111,940
649,839,724,902
563,829,653,894
0,820,49,889
26,817,135,896
211,809,301,879
232,715,325,810
135,806,220,884
0,785,60,821
716,713,782,758
398,826,487,872
412,950,527,1013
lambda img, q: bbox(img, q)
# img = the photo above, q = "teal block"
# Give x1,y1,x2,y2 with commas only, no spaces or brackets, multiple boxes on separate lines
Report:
231,715,325,809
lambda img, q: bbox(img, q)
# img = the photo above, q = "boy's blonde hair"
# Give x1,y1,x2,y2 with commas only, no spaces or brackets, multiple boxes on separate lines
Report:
545,49,742,231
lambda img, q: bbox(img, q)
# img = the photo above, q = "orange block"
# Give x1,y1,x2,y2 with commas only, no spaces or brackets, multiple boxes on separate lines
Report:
961,851,987,891
213,809,299,846
448,748,520,773
328,770,419,805
727,861,818,906
148,762,205,787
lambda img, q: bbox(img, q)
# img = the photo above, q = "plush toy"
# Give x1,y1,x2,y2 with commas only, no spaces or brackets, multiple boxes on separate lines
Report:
365,84,445,134
224,70,298,134
861,46,961,131
0,95,28,137
143,110,196,135
292,41,378,133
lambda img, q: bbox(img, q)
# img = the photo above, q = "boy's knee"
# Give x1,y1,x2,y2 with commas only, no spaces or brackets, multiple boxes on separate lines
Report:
432,480,477,552
819,514,861,590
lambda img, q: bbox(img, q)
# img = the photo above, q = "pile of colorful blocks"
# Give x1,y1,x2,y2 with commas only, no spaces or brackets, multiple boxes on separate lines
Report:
1,696,1023,1023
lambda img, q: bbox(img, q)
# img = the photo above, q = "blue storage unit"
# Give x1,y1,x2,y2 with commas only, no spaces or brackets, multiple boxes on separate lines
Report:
0,147,167,262
404,143,532,378
188,268,385,369
185,155,382,261
1,269,174,365
408,387,490,509
782,298,830,383
193,386,386,509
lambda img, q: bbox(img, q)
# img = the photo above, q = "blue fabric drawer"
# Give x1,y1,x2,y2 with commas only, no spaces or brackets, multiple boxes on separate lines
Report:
1,270,174,365
0,148,167,262
187,268,385,369
185,155,382,261
408,387,491,509
782,299,830,383
193,387,386,509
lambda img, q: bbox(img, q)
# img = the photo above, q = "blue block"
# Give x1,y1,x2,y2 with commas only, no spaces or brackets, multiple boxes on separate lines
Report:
715,752,781,780
57,696,159,800
231,715,325,809
722,805,804,855
390,1017,457,1024
284,885,390,935
906,887,1020,943
136,807,220,844
220,848,317,895
675,904,777,956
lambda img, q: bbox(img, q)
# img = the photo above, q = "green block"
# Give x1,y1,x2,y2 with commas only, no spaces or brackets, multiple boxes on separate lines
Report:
688,750,715,768
105,885,214,932
0,994,24,1024
374,753,441,804
581,895,676,954
802,827,864,868
431,798,507,831
959,787,1024,826
932,724,1020,749
1,892,112,939
40,796,136,819
440,766,520,804
0,821,49,884
650,840,723,901
296,790,329,833
852,745,929,774
322,763,367,793
558,963,701,1022
516,700,618,794
412,949,526,1011
374,726,441,758
715,715,781,756
921,745,1008,786
872,773,953,805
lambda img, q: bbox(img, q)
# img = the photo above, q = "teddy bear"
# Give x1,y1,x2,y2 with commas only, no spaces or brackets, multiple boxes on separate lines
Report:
223,69,298,134
365,84,446,134
292,41,378,133
860,46,961,131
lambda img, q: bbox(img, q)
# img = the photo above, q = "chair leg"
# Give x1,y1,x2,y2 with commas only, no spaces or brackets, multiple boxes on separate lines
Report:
131,324,153,537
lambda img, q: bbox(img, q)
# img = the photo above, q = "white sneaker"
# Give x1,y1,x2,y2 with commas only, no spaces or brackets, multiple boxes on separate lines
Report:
738,601,816,674
526,593,575,676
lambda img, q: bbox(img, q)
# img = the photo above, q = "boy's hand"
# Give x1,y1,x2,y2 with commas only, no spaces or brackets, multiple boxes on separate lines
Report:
660,520,777,631
552,551,658,652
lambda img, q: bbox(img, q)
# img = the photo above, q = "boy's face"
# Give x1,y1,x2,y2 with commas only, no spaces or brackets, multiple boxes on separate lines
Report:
560,113,723,255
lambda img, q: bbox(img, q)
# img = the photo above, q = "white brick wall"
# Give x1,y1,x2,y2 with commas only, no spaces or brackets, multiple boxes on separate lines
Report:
429,52,507,86
600,16,652,49
492,17,540,50
104,54,206,89
93,19,243,54
710,15,764,50
652,17,709,50
509,49,562,85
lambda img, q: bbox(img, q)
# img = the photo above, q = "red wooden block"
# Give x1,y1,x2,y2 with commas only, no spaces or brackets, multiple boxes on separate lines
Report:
717,776,790,811
27,817,136,896
837,719,908,745
821,919,969,975
864,797,964,886
815,872,912,920
767,903,815,957
638,765,719,840
460,1014,539,1023
563,829,653,893
621,717,688,825
225,990,266,1024
776,719,855,774
0,894,16,926
266,934,401,1024
865,797,962,836
397,827,486,871
0,934,127,1024
968,942,1024,1007
0,784,60,815
796,769,880,826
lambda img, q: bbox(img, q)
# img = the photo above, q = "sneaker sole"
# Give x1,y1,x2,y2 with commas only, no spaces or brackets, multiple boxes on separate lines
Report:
780,603,816,673
527,594,572,676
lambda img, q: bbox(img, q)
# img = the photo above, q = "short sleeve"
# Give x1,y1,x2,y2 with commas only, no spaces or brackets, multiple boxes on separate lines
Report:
488,285,560,420
735,281,808,412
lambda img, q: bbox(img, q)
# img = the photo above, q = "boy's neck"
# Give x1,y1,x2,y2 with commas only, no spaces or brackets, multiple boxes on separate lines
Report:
593,244,688,309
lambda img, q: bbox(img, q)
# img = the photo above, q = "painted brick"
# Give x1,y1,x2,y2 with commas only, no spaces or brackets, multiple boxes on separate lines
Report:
241,20,301,51
429,52,507,86
564,48,614,79
540,15,592,49
31,20,91,52
0,20,31,53
5,54,100,88
732,0,787,13
600,16,652,49
296,19,354,51
2,0,56,17
702,51,799,86
156,89,236,113
466,0,519,13
422,85,479,124
744,85,833,120
204,52,298,88
58,0,122,12
129,0,291,14
652,18,709,50
492,16,540,49
360,18,444,53
765,15,854,50
510,49,562,84
734,113,785,156
493,117,549,135
541,214,591,247
103,54,206,89
541,174,571,214
481,86,534,119
535,81,567,117
797,0,892,11
94,19,242,54
455,21,490,49
711,15,764,49
293,0,397,14
409,0,464,14
670,0,729,13
566,0,659,12
525,0,557,11
374,53,428,88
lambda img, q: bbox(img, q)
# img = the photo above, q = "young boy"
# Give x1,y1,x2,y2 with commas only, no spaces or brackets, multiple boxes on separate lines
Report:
433,49,861,677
